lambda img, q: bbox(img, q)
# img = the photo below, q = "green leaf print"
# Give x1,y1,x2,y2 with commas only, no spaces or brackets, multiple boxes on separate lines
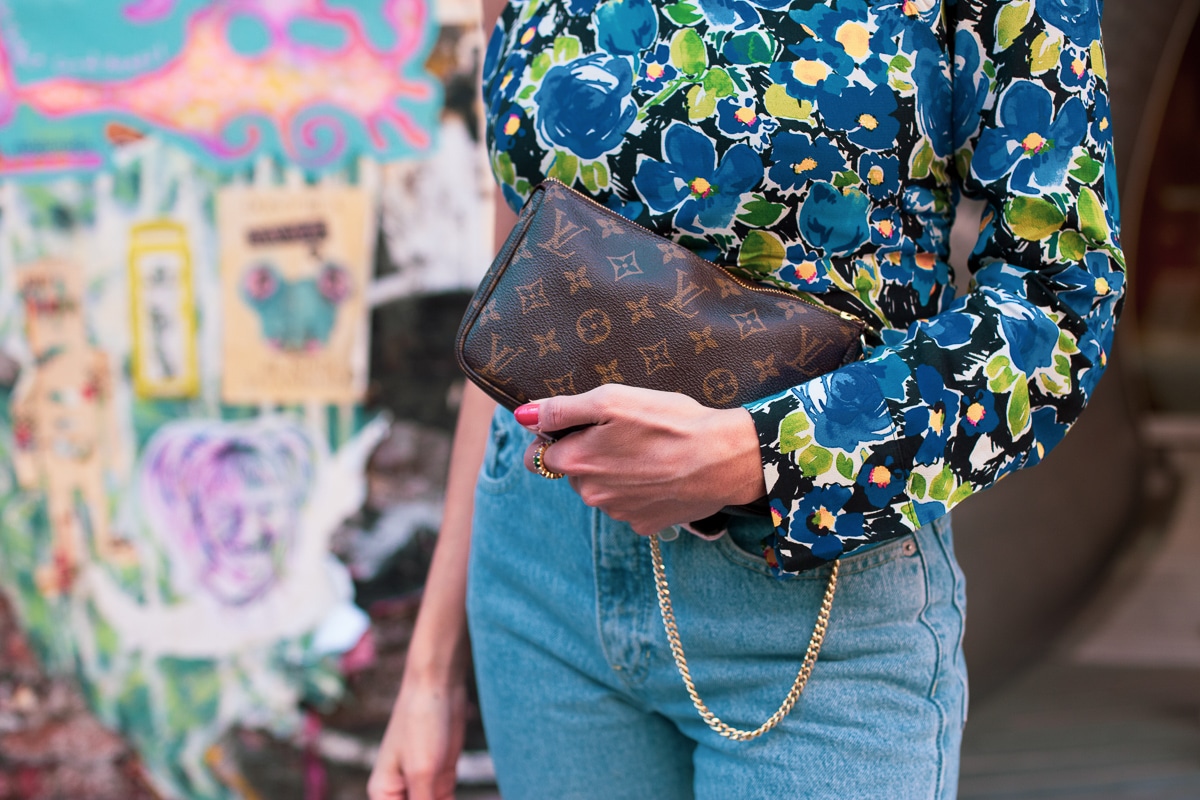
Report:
986,355,1017,393
908,471,928,499
530,51,552,82
930,466,955,502
910,141,934,180
1007,374,1031,436
764,84,813,121
1059,230,1086,261
837,452,856,481
580,162,601,193
553,35,581,63
1057,330,1080,355
703,67,736,97
948,482,974,507
1069,154,1102,185
780,411,811,455
1029,32,1062,75
671,28,708,76
1090,41,1107,80
1005,197,1065,240
797,445,833,478
547,150,579,184
738,229,786,274
833,170,861,189
665,1,703,26
723,30,775,64
1078,187,1109,242
686,84,718,120
735,197,786,227
997,1,1034,50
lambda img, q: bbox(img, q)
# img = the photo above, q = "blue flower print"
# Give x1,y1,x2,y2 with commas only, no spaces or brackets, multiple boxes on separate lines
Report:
798,181,870,255
565,0,602,15
855,455,907,508
999,303,1060,374
952,28,988,150
768,37,853,102
697,0,790,32
799,361,893,452
860,153,900,199
768,132,847,192
790,485,861,559
960,389,999,436
916,310,977,349
596,0,658,56
605,192,645,221
819,84,901,152
1059,250,1124,319
781,246,833,292
973,80,1087,194
634,123,763,232
492,105,529,152
716,97,780,151
487,53,528,116
1091,90,1113,148
880,251,948,306
1058,47,1091,90
870,206,903,247
1036,0,1102,44
903,364,960,465
636,44,678,92
534,54,637,160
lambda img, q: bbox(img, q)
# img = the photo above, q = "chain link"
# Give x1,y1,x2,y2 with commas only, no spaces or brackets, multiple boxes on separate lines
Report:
649,533,839,742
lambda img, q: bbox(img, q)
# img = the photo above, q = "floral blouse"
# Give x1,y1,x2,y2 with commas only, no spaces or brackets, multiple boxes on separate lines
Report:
481,0,1125,575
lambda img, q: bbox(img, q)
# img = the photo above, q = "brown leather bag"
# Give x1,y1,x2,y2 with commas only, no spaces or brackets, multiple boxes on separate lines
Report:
456,180,866,413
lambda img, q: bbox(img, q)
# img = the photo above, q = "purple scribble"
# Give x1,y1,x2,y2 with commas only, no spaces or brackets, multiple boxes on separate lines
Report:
140,420,315,606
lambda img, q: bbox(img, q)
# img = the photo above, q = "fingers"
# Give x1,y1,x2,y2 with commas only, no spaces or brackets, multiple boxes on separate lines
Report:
518,383,629,436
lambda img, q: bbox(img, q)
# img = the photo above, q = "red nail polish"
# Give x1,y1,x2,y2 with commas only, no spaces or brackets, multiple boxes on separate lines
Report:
514,403,539,427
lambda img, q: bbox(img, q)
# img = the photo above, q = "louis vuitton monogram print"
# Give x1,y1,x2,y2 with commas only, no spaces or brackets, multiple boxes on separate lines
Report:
576,309,612,345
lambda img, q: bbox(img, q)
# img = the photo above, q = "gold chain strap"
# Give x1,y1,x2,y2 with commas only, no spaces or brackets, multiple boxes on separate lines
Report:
649,534,839,742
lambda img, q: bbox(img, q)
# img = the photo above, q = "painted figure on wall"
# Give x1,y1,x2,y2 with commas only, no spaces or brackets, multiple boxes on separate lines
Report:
140,420,316,606
9,259,134,596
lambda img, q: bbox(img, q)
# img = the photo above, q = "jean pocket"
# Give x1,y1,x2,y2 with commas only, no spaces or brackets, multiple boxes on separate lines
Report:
715,526,918,580
475,410,525,495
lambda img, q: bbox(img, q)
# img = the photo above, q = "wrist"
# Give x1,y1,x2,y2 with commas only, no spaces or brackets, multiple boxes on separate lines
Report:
719,407,768,505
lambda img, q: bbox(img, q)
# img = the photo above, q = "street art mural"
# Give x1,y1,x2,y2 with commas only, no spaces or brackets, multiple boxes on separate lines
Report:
0,0,493,797
0,0,440,175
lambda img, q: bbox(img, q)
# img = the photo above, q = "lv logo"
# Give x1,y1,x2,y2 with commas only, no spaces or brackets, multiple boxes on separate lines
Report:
479,333,525,384
660,269,710,320
537,208,589,259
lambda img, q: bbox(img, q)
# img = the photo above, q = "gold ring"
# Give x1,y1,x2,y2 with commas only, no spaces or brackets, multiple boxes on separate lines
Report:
533,439,564,480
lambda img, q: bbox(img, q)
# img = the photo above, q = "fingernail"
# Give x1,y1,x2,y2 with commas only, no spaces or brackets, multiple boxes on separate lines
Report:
514,403,539,427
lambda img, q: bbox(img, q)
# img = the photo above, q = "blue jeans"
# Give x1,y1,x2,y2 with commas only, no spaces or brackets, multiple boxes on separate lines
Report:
467,408,968,799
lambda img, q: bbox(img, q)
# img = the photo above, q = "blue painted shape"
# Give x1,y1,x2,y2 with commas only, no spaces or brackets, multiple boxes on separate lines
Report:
226,12,273,57
0,0,206,82
287,15,350,51
325,0,397,51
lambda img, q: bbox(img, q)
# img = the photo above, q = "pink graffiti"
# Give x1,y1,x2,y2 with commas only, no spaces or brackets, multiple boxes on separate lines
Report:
139,420,315,606
0,0,434,168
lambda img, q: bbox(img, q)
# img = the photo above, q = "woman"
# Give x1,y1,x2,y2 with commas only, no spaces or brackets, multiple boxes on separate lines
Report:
370,0,1124,796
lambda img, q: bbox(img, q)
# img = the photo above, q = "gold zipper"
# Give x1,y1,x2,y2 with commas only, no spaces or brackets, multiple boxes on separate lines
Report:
537,178,871,331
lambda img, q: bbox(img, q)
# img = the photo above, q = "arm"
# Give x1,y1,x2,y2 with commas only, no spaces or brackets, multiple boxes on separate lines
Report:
369,0,512,780
746,0,1125,573
368,380,496,800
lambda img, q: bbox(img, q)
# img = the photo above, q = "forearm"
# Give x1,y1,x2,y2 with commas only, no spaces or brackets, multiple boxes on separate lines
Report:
401,381,497,686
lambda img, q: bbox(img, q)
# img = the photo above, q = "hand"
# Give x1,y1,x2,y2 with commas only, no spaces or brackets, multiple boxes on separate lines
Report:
519,384,766,535
367,677,468,800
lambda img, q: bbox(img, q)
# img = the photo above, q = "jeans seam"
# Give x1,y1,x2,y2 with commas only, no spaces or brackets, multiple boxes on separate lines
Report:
915,537,948,800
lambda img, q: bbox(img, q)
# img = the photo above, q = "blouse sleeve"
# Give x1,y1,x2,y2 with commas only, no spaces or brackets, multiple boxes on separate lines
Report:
745,0,1126,575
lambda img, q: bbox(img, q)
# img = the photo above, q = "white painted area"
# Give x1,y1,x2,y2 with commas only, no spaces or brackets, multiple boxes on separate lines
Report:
85,416,389,658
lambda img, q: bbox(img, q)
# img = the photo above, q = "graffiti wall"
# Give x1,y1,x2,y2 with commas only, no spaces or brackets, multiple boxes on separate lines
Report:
0,2,491,797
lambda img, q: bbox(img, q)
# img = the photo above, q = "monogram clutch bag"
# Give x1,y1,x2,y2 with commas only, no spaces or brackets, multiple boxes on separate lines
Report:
455,180,866,413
